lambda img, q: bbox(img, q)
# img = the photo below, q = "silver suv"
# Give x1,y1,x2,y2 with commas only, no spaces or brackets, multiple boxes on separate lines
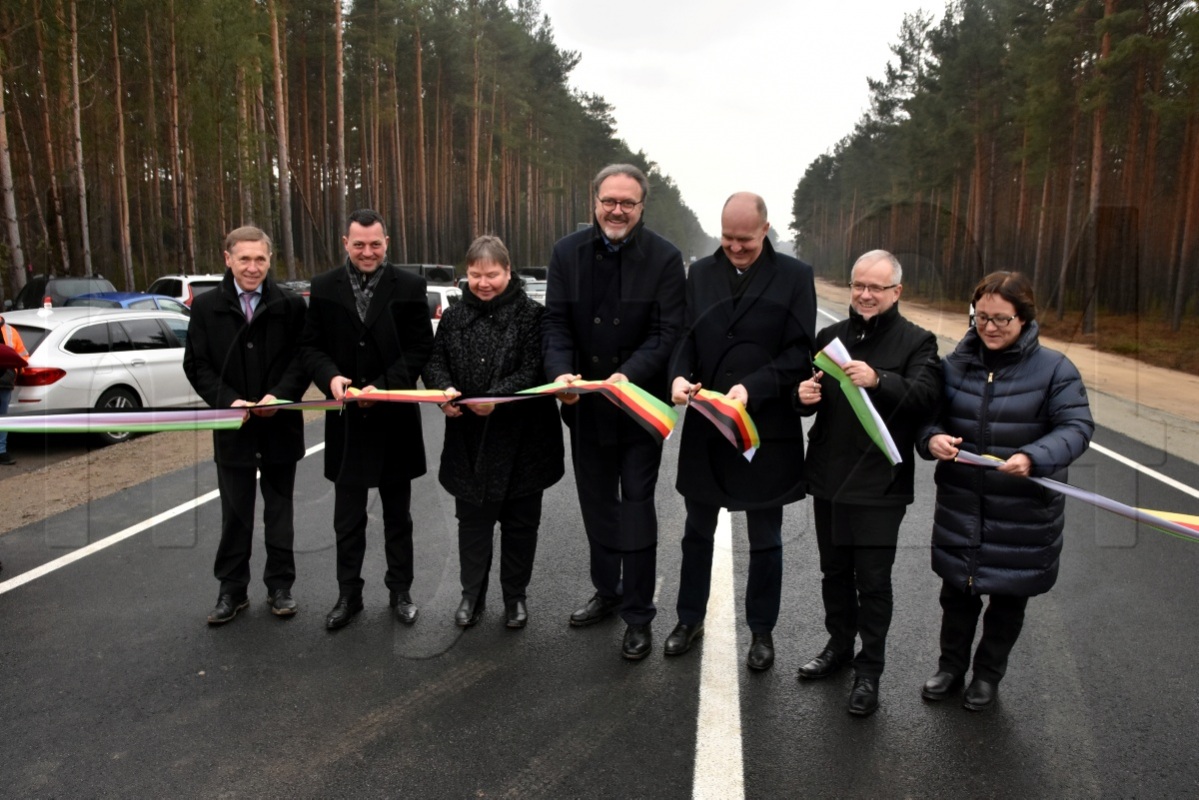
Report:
146,274,223,307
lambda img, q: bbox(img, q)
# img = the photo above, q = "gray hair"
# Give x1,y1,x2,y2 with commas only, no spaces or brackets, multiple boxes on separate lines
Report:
592,164,649,203
224,225,273,254
465,234,511,269
852,249,902,285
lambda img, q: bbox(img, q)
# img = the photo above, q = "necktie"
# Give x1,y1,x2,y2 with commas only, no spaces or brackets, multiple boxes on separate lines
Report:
241,292,255,322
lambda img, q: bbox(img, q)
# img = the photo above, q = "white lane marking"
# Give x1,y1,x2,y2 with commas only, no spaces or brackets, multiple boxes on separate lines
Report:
1089,441,1199,500
692,508,745,800
0,442,325,596
817,307,841,323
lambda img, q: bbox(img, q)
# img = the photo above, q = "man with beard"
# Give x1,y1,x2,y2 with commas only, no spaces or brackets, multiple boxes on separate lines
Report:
300,209,433,630
542,163,685,660
665,192,816,671
796,249,941,716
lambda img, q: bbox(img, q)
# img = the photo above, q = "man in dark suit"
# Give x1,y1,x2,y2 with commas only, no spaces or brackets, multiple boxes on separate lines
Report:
299,209,434,630
542,163,685,660
184,225,310,625
665,192,816,671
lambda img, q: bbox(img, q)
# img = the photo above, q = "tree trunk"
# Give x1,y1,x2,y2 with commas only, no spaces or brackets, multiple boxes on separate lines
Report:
333,0,346,237
1082,0,1115,334
269,0,296,279
111,3,133,289
167,0,186,271
33,0,71,275
144,11,164,268
413,20,428,260
0,54,27,295
67,0,92,275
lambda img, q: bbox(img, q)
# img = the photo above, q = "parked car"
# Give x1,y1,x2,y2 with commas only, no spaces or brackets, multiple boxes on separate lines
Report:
427,286,462,334
10,275,118,310
515,266,548,281
145,274,223,307
397,264,457,286
523,279,547,305
5,307,203,445
279,279,311,304
65,292,191,315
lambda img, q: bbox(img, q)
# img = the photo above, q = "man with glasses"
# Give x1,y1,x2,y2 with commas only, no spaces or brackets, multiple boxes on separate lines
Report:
543,163,685,660
300,209,434,630
666,192,816,672
795,249,942,716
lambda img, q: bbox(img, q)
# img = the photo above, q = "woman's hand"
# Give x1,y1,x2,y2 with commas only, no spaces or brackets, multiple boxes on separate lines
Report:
440,387,463,418
998,452,1032,478
928,434,962,461
671,376,701,405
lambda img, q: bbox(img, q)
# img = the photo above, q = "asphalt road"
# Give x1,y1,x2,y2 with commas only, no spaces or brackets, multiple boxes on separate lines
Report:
2,307,1199,798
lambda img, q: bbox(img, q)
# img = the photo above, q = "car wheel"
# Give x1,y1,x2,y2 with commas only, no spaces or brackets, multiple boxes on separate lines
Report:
95,386,140,446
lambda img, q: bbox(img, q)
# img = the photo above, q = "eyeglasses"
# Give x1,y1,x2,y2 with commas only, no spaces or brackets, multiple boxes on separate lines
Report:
975,313,1017,329
848,281,898,294
597,198,643,213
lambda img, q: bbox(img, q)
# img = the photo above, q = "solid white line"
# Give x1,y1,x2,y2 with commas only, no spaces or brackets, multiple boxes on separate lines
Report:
692,508,745,800
1089,441,1199,500
0,442,325,596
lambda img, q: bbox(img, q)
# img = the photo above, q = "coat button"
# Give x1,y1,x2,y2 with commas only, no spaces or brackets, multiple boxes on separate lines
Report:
246,342,254,349
591,356,599,363
725,369,733,376
594,317,602,324
727,331,734,338
613,318,620,326
358,341,366,347
611,357,619,364
595,253,603,261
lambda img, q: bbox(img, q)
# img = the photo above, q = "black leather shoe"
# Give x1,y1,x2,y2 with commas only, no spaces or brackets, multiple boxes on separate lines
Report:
963,677,998,711
389,591,419,624
663,622,704,656
622,624,652,660
325,595,364,630
921,670,965,701
747,633,775,671
266,588,297,617
455,597,485,628
569,593,621,627
505,600,528,629
848,676,880,717
798,647,853,679
207,593,249,625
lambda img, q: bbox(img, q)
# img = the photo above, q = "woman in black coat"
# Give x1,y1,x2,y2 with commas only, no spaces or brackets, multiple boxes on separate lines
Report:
918,271,1093,711
422,236,564,629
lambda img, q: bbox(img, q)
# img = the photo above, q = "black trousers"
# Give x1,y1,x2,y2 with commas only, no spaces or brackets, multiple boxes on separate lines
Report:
456,492,542,605
937,580,1030,683
813,498,905,678
571,428,663,626
333,480,413,596
214,462,297,597
676,498,784,634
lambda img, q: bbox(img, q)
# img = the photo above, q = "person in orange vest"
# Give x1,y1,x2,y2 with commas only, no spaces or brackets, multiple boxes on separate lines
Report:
0,314,29,467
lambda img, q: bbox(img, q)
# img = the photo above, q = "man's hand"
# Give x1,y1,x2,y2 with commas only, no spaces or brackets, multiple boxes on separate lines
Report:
554,373,581,406
330,376,352,402
726,384,749,405
469,403,496,417
998,452,1032,478
250,393,279,417
928,434,961,461
605,372,628,384
797,372,823,406
842,360,880,389
230,398,251,422
671,376,701,405
356,385,378,409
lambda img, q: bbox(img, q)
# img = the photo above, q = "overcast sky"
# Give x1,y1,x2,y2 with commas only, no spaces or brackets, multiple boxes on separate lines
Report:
537,0,936,242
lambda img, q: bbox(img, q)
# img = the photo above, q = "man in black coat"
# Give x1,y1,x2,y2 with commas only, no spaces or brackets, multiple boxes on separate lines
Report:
796,249,942,716
542,163,685,660
666,192,816,671
184,225,310,625
299,209,434,630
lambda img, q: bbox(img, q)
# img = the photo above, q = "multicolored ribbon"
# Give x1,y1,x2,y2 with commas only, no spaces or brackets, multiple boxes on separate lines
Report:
687,389,760,459
0,408,246,433
518,380,677,441
954,449,1199,544
814,337,902,465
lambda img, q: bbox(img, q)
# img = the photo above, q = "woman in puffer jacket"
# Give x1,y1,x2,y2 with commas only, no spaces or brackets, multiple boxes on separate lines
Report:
917,271,1093,711
422,235,564,630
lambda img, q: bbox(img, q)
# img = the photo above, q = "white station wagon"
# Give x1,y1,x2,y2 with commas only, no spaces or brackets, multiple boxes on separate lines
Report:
5,307,204,444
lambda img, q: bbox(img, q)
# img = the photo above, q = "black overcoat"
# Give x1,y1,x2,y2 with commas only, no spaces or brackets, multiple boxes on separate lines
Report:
299,261,433,486
802,304,942,517
670,240,816,510
917,322,1094,596
422,282,564,507
541,220,685,444
183,271,309,467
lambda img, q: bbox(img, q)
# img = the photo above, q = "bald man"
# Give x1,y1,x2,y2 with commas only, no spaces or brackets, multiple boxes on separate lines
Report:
666,192,817,671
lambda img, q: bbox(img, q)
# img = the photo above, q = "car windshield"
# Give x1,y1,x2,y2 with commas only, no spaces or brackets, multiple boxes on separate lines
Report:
191,283,219,297
55,279,115,297
65,297,122,308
